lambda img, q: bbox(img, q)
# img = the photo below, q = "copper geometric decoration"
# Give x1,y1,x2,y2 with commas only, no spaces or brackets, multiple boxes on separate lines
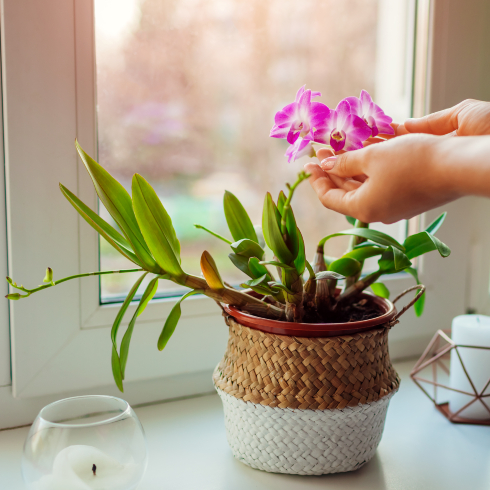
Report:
410,329,490,425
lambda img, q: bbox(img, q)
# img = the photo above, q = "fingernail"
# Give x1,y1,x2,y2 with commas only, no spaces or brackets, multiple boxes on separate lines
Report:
320,157,337,170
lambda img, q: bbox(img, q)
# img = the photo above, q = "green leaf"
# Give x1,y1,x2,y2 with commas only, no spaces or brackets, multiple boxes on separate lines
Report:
425,212,447,234
75,141,158,272
293,229,306,274
245,274,268,287
277,191,287,215
120,276,159,378
259,260,295,271
284,207,300,258
132,174,184,278
228,253,252,277
60,184,141,266
404,231,451,259
370,282,390,299
230,239,265,260
328,257,362,277
315,271,344,281
223,191,258,243
158,290,202,350
249,257,271,279
269,281,295,295
320,229,405,251
406,267,426,317
344,245,386,262
393,247,412,271
346,216,357,226
111,345,124,393
241,283,276,296
262,193,293,264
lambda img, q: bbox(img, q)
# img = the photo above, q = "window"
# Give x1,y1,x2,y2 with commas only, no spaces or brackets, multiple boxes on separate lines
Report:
94,0,413,301
1,0,486,428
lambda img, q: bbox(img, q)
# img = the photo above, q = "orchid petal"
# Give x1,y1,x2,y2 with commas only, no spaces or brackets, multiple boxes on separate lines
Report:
335,100,351,129
274,103,297,125
360,90,374,112
311,91,322,99
343,114,372,143
287,129,300,145
269,124,290,139
343,96,361,116
295,85,306,102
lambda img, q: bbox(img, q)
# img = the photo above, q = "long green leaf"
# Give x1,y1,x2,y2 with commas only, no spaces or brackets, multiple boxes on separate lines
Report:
328,257,361,277
120,277,159,378
223,191,258,243
346,216,357,226
262,193,293,264
230,239,265,260
241,283,276,296
277,191,287,215
259,260,295,271
60,184,141,266
110,272,148,391
284,207,300,258
344,245,386,262
320,229,405,251
425,212,447,234
158,290,202,351
228,253,252,277
249,257,271,279
404,231,451,260
406,267,426,317
75,141,158,272
245,274,268,287
132,174,184,278
293,229,306,274
370,282,390,299
393,247,412,270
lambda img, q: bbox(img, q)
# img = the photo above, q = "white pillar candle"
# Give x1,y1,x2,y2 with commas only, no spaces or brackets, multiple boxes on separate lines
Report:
32,445,140,490
448,314,490,420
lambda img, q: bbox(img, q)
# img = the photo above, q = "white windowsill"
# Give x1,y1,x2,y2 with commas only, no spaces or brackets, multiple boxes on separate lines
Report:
1,359,488,490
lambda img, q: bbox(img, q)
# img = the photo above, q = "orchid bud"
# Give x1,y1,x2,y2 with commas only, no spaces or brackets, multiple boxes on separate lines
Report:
6,293,21,300
43,267,53,284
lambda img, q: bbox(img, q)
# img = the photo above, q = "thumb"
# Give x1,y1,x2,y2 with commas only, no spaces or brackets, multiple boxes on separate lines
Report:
319,149,365,178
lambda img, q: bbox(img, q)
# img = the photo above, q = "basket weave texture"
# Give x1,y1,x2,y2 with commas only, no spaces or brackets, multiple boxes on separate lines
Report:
213,316,400,410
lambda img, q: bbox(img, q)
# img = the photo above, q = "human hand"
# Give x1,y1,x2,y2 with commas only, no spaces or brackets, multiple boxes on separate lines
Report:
305,134,460,224
404,99,490,136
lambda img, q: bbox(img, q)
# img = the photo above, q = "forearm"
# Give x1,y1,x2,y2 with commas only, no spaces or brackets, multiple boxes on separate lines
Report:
431,136,490,198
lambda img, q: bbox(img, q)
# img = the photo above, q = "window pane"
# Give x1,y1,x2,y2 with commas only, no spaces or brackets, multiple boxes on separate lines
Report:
95,0,413,301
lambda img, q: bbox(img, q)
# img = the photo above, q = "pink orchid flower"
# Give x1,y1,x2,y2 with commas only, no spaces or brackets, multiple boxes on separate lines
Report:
285,137,314,163
314,99,372,152
270,85,330,146
344,90,394,137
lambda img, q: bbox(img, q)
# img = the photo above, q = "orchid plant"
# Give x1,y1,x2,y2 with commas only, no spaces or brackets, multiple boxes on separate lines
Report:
6,87,451,391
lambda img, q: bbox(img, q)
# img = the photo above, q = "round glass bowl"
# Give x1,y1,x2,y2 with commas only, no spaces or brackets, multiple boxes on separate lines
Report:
22,395,148,490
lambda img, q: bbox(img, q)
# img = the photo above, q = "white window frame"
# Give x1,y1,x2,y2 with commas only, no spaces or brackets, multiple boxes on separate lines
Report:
0,0,488,428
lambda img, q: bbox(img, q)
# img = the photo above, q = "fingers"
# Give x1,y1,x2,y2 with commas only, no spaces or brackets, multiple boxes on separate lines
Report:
317,148,366,178
305,163,359,216
328,174,362,192
316,148,335,161
404,106,460,135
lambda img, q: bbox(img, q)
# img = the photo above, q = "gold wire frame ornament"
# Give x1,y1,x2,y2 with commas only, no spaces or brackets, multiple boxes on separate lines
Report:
410,329,490,425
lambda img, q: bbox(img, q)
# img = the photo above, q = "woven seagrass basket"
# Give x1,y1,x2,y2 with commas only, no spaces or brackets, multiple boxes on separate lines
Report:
213,286,424,476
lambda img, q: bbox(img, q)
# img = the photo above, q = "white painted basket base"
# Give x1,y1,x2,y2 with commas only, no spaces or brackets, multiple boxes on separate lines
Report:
217,388,395,475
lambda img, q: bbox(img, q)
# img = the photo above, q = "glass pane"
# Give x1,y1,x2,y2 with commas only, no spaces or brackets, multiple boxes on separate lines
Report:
94,0,413,302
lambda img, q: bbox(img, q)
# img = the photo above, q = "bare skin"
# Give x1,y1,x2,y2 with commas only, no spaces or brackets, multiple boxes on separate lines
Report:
305,99,490,223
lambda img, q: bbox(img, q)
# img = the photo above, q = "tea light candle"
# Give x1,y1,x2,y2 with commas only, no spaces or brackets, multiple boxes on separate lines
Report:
448,314,490,420
32,445,139,490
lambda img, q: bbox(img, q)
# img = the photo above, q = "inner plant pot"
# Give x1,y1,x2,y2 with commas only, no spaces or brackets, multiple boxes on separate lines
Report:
213,287,422,476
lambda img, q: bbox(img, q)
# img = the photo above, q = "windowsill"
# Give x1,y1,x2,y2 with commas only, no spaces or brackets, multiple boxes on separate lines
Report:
1,359,488,489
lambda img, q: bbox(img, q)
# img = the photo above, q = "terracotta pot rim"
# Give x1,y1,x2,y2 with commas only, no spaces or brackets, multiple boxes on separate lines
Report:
223,291,396,338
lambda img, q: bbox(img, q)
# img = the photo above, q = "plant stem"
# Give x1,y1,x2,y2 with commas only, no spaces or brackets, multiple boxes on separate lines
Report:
194,224,232,244
337,269,382,303
344,220,369,289
280,171,310,235
8,268,145,297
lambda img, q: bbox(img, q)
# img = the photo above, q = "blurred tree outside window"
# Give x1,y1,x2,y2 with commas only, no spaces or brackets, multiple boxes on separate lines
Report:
95,0,409,302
